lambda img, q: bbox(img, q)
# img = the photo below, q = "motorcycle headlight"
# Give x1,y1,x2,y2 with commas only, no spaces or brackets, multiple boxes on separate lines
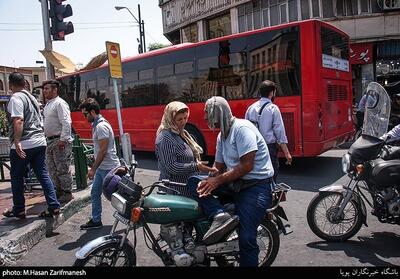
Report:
341,153,351,173
111,192,127,214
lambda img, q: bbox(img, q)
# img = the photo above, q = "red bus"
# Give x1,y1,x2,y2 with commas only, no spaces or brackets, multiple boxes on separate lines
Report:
58,19,354,157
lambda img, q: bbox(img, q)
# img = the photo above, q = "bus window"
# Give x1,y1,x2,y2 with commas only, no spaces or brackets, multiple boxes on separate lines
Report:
246,26,300,97
196,38,247,101
96,77,114,109
174,61,195,103
59,75,81,112
321,27,349,60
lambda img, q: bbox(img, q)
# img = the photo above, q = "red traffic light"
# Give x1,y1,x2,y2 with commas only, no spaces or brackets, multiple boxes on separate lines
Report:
49,0,74,41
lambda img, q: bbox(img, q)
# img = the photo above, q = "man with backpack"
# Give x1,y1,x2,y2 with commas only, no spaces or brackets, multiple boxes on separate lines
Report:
3,72,60,219
245,80,292,183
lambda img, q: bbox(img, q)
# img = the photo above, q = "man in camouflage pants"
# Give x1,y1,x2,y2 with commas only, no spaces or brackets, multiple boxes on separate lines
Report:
42,80,74,204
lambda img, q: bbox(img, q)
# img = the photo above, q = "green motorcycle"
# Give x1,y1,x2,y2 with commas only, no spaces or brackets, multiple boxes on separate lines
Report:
74,160,292,267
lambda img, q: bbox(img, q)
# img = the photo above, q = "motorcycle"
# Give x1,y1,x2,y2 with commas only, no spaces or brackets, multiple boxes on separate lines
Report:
74,159,292,266
307,82,400,242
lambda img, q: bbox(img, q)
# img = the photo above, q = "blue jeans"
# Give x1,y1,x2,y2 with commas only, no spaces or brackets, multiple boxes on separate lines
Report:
10,146,60,214
187,175,271,267
91,168,110,222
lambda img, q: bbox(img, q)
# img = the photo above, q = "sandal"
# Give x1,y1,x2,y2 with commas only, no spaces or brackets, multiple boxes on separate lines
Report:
2,209,26,219
38,208,61,218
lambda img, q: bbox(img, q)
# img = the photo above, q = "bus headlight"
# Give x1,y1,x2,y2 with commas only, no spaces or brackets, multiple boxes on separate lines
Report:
341,154,351,173
111,192,127,214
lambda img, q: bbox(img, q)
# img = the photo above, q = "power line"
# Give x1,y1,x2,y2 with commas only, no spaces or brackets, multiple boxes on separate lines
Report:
0,25,139,31
0,21,133,25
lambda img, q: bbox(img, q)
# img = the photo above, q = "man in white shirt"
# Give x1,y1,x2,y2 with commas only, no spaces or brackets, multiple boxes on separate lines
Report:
42,80,73,204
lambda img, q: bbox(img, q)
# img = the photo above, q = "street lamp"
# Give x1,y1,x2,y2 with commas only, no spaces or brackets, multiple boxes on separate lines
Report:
115,5,146,53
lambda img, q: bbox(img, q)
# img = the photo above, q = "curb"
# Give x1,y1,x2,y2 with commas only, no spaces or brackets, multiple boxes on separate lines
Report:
0,186,92,266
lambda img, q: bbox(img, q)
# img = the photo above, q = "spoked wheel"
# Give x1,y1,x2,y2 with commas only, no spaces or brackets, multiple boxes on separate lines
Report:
307,192,363,242
215,220,280,266
73,242,136,267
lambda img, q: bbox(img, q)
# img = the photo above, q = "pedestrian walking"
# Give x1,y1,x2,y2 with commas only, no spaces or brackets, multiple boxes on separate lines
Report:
78,98,120,229
245,80,292,183
3,72,60,219
42,80,74,204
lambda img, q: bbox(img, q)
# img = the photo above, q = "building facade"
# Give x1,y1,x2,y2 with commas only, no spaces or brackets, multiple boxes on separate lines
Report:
159,0,400,100
0,66,34,111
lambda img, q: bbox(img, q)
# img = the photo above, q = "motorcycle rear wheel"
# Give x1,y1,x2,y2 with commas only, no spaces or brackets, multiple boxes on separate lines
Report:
307,192,363,242
215,219,280,266
73,242,136,267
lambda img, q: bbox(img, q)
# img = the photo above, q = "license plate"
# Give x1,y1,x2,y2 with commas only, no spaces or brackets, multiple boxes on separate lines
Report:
113,211,130,225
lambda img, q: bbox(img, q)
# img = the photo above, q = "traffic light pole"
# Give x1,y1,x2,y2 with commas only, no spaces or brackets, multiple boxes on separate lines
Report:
40,0,55,79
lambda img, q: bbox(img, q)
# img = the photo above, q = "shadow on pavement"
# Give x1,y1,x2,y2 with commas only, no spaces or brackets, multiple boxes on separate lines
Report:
306,231,400,266
279,155,344,192
58,225,113,251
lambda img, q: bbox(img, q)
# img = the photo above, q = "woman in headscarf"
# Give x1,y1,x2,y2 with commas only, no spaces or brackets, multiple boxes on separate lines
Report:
155,101,215,196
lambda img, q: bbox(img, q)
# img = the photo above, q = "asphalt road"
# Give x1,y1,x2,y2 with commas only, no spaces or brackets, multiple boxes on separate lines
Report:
16,148,400,267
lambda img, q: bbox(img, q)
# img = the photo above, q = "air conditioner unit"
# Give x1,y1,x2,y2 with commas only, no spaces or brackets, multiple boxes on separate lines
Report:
382,0,400,10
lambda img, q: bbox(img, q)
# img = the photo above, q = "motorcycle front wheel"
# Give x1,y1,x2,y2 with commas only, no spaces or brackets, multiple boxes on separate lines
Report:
73,242,136,267
307,192,363,242
215,219,280,266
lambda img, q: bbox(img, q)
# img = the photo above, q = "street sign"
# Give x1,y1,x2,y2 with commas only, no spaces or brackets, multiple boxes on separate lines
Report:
106,41,122,79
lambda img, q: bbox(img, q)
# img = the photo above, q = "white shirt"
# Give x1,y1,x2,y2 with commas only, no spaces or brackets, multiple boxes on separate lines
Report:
43,96,72,142
7,91,46,149
387,124,400,139
245,97,288,144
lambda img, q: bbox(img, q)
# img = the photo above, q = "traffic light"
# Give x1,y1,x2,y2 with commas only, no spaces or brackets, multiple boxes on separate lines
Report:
49,0,74,41
218,41,230,68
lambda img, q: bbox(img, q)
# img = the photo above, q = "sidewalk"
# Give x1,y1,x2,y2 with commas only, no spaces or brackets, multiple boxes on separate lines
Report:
0,166,91,266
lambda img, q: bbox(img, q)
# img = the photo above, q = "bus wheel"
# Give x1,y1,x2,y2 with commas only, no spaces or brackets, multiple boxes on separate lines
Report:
185,125,207,159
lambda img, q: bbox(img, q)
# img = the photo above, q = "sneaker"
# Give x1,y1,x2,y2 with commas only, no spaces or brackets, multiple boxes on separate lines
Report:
58,192,74,204
202,212,239,245
80,219,103,230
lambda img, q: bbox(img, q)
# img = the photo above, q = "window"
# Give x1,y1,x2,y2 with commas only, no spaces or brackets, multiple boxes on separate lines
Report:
321,27,349,60
337,0,358,16
175,61,193,74
360,0,370,13
311,0,320,17
322,0,334,18
288,0,298,22
300,0,310,19
196,37,248,102
280,3,287,23
207,14,231,39
157,64,174,78
0,79,3,91
247,26,301,97
182,23,198,43
59,75,81,112
33,74,39,83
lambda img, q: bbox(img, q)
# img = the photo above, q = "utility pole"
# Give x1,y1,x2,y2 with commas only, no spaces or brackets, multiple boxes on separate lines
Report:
40,0,55,79
138,4,146,53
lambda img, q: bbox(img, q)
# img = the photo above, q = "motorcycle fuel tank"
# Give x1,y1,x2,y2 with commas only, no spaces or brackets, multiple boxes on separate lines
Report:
371,159,400,188
143,194,203,224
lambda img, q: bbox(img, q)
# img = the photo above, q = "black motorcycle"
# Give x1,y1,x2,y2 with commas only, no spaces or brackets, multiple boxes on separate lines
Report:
307,82,400,242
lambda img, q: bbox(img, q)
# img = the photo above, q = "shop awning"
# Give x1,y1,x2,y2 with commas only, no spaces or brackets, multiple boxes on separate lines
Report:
40,50,76,74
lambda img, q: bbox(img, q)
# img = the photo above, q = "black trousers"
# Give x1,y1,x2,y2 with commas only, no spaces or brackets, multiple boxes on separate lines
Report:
267,143,279,183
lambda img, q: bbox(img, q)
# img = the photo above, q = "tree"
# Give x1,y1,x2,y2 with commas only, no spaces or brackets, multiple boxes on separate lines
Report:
148,43,170,51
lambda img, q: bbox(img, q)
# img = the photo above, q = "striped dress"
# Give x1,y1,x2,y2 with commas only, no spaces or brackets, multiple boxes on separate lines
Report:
155,129,200,197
